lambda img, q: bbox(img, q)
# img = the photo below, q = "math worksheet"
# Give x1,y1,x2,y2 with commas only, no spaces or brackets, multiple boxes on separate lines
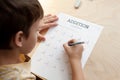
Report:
31,13,103,80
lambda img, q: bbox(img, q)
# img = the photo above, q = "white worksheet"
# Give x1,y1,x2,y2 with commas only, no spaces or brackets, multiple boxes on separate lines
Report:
31,13,103,80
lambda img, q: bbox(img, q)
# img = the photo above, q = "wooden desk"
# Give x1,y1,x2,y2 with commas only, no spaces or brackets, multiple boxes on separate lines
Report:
30,0,120,80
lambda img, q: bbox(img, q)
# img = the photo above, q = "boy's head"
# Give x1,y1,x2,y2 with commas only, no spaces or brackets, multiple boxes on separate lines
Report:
0,0,44,51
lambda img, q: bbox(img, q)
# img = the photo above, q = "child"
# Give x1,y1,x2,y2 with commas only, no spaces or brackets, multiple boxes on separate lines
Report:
0,0,85,80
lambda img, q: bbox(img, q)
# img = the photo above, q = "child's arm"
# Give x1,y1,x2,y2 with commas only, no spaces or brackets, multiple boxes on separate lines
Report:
63,39,85,80
70,59,85,80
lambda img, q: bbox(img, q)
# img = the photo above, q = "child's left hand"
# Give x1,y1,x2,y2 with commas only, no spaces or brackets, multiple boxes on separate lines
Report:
38,14,58,41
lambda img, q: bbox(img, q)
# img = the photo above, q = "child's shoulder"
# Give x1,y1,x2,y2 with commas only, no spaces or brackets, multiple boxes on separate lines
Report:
0,62,36,80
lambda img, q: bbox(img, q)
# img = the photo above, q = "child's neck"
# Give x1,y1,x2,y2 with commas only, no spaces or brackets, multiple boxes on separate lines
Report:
0,49,20,66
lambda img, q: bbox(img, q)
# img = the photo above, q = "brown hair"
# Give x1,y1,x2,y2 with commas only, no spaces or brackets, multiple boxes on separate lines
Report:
0,0,44,49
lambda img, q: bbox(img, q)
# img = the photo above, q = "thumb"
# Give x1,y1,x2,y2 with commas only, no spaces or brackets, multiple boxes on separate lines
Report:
37,33,45,41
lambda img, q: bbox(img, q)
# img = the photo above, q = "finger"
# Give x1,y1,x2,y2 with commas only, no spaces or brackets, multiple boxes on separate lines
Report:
42,22,58,29
45,15,57,19
68,39,77,44
44,14,52,17
37,33,45,41
44,16,58,23
44,15,58,22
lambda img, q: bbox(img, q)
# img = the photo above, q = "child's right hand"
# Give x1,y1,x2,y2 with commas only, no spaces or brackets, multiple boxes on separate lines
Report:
63,39,85,80
63,39,84,62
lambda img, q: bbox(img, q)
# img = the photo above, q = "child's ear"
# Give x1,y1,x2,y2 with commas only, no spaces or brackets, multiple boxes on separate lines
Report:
15,31,24,47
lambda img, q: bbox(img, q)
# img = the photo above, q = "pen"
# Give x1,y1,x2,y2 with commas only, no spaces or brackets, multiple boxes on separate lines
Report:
68,42,84,46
